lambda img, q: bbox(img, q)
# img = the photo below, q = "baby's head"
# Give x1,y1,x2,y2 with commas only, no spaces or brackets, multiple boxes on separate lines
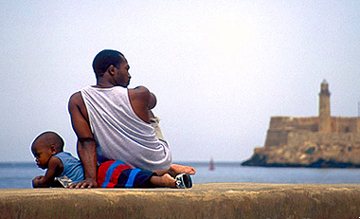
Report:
31,131,64,169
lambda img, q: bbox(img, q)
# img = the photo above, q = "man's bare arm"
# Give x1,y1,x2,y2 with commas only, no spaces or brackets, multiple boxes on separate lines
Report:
68,92,98,188
128,86,155,123
148,92,157,109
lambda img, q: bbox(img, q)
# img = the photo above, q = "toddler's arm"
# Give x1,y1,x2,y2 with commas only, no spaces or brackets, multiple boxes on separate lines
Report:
32,156,62,188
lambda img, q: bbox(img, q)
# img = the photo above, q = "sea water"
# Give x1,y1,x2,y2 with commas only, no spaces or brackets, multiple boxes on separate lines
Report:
186,162,360,184
1,162,360,188
0,162,44,188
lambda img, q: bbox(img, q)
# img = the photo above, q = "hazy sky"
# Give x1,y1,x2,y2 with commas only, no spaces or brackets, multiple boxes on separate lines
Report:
1,0,360,162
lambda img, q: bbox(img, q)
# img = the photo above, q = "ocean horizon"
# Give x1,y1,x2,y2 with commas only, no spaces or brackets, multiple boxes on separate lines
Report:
1,161,360,188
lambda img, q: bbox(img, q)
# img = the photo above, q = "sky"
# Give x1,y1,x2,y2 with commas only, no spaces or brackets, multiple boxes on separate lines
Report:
1,0,360,163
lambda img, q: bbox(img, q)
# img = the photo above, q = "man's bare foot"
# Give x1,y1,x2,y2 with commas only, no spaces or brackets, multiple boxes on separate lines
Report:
150,173,176,188
169,164,196,176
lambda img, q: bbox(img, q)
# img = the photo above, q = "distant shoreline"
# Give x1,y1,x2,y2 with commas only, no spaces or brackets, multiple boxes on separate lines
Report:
0,161,245,166
242,157,360,168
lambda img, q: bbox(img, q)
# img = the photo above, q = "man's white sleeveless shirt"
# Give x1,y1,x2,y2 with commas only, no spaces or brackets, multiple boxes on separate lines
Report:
81,86,172,171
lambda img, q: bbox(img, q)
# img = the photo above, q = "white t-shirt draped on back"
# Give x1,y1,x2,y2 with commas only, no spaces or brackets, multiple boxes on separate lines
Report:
81,86,172,171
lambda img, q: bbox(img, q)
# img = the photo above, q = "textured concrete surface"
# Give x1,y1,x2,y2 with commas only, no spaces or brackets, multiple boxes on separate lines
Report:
0,183,360,219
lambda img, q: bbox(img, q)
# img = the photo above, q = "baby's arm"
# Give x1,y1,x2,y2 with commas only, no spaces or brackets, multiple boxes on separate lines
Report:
32,156,62,188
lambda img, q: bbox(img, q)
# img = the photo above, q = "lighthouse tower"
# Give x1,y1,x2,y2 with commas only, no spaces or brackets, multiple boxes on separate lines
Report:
319,80,331,133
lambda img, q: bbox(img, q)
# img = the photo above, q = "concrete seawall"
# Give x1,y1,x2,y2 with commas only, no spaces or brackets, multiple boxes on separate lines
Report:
1,183,360,219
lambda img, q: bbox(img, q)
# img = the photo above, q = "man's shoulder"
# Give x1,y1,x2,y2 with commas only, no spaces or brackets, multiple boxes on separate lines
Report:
68,91,87,114
68,91,83,106
129,86,150,98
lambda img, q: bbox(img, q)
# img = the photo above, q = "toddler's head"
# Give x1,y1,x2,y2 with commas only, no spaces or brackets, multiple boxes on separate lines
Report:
31,131,64,169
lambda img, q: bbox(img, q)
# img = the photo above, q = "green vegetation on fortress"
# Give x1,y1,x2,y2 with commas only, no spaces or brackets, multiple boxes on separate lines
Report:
243,80,360,167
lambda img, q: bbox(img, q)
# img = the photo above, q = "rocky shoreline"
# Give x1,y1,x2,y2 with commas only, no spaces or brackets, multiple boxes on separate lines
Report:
242,154,360,168
242,142,360,168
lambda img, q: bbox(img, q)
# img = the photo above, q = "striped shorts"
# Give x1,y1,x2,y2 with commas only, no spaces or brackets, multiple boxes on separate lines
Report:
97,160,155,188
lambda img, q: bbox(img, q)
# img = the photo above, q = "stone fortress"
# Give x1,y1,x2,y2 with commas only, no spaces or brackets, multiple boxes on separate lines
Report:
242,80,360,167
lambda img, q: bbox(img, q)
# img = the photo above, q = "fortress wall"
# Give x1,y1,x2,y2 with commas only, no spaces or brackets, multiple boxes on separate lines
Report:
1,184,360,219
268,117,293,130
287,132,360,147
264,130,289,147
292,117,319,131
265,131,360,148
265,117,291,146
268,117,360,135
332,117,359,133
265,117,360,147
268,117,318,131
265,117,318,147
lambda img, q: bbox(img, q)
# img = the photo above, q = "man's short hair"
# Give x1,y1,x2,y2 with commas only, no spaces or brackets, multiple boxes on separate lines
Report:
92,49,124,78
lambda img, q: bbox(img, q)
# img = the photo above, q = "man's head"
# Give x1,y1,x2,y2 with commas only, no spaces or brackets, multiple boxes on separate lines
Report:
92,49,131,87
31,131,64,169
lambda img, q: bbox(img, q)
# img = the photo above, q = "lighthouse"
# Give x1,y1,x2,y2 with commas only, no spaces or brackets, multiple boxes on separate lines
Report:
319,80,331,133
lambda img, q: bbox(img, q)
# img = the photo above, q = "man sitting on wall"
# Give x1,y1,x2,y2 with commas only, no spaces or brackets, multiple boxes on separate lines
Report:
68,49,196,188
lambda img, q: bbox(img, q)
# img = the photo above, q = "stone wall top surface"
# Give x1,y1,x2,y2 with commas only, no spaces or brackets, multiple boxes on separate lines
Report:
1,183,360,219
